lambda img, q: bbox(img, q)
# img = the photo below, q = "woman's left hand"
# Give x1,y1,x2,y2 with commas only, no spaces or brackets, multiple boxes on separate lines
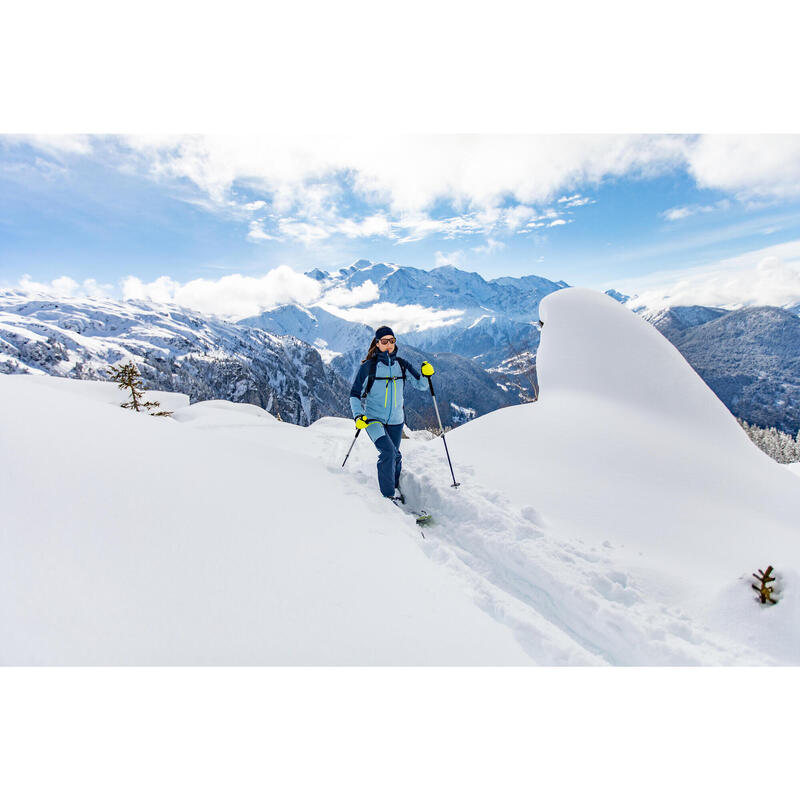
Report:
421,361,434,376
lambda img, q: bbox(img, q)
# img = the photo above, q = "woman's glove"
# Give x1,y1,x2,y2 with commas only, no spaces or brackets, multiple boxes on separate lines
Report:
421,361,434,376
355,415,369,429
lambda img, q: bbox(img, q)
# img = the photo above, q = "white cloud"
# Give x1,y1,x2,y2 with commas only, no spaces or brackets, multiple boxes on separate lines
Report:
246,220,277,241
16,274,112,297
93,134,691,242
547,219,568,227
121,275,181,305
686,135,800,201
320,280,380,308
557,194,593,207
502,205,537,231
81,278,115,297
661,199,730,221
22,134,800,214
121,265,322,318
15,135,93,157
276,219,333,244
472,238,506,255
319,301,464,334
622,239,800,311
18,134,800,251
662,206,693,221
337,213,394,239
435,250,465,267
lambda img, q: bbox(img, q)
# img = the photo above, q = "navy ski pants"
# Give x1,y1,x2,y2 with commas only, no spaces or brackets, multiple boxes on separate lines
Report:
373,423,404,497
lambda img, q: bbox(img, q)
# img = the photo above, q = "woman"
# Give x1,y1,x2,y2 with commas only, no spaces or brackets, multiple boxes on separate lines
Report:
349,325,435,500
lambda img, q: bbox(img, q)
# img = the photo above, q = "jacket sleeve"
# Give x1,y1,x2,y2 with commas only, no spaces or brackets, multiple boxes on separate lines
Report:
349,362,370,418
404,360,430,392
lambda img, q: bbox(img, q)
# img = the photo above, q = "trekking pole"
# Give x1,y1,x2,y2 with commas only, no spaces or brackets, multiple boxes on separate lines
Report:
425,373,460,488
341,428,361,468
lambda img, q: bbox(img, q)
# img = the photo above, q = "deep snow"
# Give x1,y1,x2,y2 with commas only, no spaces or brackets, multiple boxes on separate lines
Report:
2,287,798,665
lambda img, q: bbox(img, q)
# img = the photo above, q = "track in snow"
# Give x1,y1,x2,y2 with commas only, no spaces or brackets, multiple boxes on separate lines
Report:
326,426,770,666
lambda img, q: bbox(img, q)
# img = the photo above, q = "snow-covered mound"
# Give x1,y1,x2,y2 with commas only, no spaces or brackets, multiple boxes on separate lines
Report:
447,288,800,662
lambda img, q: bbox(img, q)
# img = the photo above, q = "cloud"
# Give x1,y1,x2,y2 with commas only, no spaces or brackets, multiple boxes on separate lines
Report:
16,134,800,251
246,220,277,241
276,219,333,245
13,135,93,157
557,194,593,207
501,205,537,231
21,134,800,213
686,135,800,201
623,239,800,311
8,264,464,334
435,250,465,267
336,213,394,239
662,206,694,221
17,274,113,297
28,134,684,245
660,199,730,221
121,265,322,318
320,280,380,308
319,301,464,334
472,237,506,255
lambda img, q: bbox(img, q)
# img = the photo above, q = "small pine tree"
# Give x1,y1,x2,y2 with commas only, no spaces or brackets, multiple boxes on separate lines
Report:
107,361,172,417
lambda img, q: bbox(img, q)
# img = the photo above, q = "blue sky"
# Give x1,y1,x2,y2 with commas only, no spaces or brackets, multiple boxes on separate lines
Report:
2,134,800,313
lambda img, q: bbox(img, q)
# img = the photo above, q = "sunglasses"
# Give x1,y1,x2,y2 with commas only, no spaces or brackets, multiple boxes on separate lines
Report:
378,337,396,345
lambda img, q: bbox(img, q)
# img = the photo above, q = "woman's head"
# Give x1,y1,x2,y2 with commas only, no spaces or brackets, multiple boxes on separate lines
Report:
375,325,396,354
362,325,396,361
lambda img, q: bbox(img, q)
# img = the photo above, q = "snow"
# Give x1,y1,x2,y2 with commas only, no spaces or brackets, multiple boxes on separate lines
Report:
3,287,799,665
0,375,529,665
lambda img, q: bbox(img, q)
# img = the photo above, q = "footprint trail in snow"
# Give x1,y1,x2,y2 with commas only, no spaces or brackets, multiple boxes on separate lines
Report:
326,425,769,666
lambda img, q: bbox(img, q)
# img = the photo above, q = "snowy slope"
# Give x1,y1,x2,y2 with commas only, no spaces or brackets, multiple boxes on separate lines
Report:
3,287,799,665
0,291,350,424
0,374,530,665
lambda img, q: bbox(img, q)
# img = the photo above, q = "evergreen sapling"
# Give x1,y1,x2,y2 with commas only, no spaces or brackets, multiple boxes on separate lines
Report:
107,361,172,417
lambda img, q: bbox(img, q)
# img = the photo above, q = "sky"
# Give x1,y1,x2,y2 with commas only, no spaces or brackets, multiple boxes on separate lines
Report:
2,134,800,314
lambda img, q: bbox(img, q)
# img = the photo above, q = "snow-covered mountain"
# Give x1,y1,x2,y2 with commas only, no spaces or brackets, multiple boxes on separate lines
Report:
645,304,800,435
5,258,800,437
0,289,526,430
0,291,350,425
240,303,373,367
239,259,556,408
4,287,798,665
641,304,729,339
294,259,560,366
311,259,566,316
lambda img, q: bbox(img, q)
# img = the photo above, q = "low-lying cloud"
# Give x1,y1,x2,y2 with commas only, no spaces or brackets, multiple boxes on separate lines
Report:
7,266,462,333
625,240,800,311
318,301,464,334
121,266,323,318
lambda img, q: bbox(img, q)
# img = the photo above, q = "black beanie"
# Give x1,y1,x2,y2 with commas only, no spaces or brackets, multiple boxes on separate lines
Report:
375,325,395,340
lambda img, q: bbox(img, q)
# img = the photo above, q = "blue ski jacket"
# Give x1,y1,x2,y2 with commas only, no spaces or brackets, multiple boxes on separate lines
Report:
349,349,429,428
